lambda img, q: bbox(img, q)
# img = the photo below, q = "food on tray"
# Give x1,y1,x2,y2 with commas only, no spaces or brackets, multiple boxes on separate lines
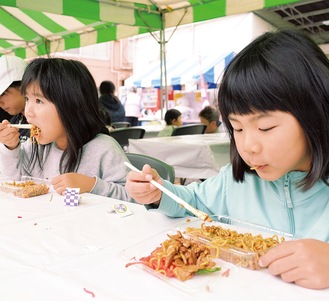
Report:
184,223,286,270
1,180,49,198
125,231,221,281
30,125,41,143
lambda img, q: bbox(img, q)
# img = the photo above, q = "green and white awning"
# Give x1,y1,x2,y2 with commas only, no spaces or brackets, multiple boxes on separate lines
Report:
0,0,301,59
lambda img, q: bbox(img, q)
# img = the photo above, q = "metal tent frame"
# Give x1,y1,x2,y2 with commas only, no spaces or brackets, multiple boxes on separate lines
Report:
0,0,299,113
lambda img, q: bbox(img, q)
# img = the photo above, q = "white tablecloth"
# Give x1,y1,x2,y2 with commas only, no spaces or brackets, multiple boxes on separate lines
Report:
128,133,231,179
0,187,328,302
132,124,164,138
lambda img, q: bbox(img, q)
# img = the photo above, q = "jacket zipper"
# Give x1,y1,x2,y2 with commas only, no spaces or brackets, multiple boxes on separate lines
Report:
284,174,295,235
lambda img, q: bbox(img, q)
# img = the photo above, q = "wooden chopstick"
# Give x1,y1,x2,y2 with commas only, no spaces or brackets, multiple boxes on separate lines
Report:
124,161,212,222
10,124,33,129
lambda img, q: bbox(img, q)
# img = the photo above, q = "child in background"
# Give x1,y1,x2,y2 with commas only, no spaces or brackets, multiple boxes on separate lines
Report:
157,109,183,137
125,29,329,289
0,55,30,142
198,105,222,133
0,58,133,201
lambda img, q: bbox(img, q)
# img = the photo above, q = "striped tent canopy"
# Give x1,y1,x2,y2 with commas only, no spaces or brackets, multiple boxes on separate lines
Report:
0,0,300,59
126,51,235,88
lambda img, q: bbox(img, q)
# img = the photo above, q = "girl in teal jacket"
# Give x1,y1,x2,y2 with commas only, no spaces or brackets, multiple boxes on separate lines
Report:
126,29,329,290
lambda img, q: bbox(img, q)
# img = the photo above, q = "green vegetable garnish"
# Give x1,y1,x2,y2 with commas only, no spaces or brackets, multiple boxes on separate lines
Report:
195,267,221,275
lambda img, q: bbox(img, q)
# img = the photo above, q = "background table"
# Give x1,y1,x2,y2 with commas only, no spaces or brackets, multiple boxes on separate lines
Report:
128,133,230,179
0,187,328,302
132,124,164,138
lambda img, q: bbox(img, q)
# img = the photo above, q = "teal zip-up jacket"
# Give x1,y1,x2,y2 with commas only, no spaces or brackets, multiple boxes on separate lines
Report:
156,164,329,241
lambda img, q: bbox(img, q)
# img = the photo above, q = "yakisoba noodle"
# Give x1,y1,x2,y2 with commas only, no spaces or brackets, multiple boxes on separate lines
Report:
185,223,286,270
3,180,49,198
125,231,220,281
30,125,41,143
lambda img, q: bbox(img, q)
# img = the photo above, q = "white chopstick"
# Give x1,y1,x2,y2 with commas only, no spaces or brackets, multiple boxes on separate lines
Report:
124,161,212,222
10,124,33,129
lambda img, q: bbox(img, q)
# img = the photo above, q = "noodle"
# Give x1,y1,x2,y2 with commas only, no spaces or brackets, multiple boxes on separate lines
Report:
126,231,220,281
185,224,285,270
3,180,49,198
30,125,41,143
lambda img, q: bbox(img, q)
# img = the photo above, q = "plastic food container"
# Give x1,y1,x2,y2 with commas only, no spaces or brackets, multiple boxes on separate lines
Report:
0,176,50,198
121,227,236,293
179,216,293,270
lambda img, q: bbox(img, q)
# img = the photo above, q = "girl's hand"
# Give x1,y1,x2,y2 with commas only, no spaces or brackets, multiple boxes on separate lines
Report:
259,238,329,290
0,120,20,149
125,164,163,205
51,173,96,195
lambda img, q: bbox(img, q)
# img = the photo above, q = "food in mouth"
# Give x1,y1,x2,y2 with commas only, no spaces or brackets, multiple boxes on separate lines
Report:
30,125,41,143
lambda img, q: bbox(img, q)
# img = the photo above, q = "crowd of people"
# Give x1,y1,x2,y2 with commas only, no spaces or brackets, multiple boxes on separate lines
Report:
0,28,328,290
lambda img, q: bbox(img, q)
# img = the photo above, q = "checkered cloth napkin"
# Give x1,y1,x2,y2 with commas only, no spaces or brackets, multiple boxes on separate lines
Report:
64,187,80,206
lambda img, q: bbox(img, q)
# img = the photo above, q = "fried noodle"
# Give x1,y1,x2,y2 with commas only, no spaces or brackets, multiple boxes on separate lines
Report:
126,231,220,281
30,125,41,143
3,180,49,198
185,223,285,269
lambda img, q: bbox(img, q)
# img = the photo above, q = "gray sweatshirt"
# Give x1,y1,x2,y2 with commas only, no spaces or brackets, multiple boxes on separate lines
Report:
0,134,133,201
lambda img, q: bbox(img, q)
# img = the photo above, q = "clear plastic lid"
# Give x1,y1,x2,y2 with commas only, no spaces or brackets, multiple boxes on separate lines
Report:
121,227,236,293
0,176,50,198
179,215,293,270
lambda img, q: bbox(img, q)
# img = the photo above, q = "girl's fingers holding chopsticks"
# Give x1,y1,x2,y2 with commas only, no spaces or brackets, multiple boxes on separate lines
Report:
125,161,211,221
125,163,163,204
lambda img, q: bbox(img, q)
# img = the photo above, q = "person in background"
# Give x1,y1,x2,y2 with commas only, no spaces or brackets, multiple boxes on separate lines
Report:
0,58,133,201
0,107,11,122
125,29,329,290
123,86,143,126
99,80,125,124
198,106,222,133
0,55,29,142
157,109,183,137
99,104,113,127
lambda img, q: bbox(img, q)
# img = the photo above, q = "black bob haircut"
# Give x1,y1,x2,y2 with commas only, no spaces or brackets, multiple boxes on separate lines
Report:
164,109,182,125
218,29,329,191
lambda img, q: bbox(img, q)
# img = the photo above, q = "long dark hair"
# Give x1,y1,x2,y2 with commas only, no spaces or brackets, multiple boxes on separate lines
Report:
218,29,329,190
21,58,109,173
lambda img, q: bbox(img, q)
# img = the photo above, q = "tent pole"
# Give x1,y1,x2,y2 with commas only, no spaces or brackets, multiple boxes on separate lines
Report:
159,13,168,120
